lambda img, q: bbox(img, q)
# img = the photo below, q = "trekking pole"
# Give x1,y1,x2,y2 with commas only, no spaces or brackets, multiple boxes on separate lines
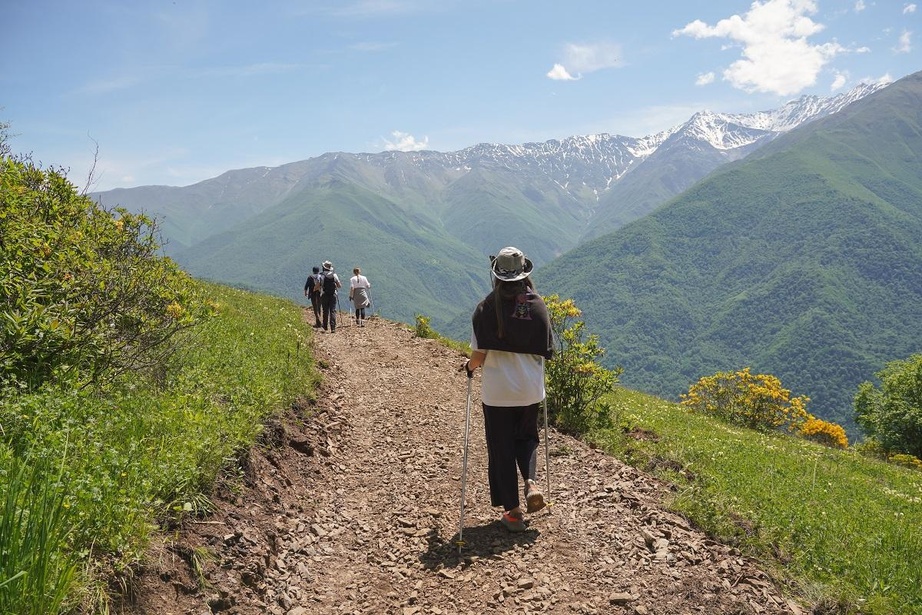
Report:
542,396,552,511
456,366,474,553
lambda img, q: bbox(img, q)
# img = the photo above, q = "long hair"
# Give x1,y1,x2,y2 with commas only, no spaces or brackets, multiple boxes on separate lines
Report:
493,275,535,339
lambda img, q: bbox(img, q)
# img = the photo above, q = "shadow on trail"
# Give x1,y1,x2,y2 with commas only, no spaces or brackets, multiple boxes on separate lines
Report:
419,522,539,569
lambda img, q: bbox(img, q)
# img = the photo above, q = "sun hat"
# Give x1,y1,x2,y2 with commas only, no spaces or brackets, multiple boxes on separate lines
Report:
490,246,533,282
322,260,333,271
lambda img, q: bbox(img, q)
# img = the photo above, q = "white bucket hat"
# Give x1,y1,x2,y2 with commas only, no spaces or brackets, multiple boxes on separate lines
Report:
490,246,533,282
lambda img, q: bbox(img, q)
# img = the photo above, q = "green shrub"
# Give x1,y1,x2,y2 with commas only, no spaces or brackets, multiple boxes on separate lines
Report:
414,314,437,339
0,155,209,391
800,417,849,449
855,353,922,459
681,368,811,433
888,453,922,471
544,295,621,435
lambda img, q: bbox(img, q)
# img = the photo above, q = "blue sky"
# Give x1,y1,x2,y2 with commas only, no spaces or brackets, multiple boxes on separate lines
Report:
2,0,919,191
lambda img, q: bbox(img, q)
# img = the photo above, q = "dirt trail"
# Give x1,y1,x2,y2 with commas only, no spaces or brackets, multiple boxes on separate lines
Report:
129,313,804,615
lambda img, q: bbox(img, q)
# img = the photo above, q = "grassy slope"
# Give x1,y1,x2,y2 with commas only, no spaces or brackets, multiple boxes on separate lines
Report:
602,388,922,614
0,282,319,612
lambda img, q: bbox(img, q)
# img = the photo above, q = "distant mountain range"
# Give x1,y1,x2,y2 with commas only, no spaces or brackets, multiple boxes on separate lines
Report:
93,80,885,264
90,74,916,434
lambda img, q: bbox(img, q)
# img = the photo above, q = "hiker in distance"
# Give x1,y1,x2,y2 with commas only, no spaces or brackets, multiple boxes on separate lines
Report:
463,246,554,532
318,260,342,332
304,265,323,328
349,267,372,327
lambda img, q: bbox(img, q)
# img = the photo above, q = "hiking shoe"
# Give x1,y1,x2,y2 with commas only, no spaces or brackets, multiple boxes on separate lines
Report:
500,510,526,533
525,480,546,513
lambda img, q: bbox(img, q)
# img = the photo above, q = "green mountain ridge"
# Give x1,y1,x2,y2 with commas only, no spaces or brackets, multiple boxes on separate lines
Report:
538,71,922,434
178,179,488,330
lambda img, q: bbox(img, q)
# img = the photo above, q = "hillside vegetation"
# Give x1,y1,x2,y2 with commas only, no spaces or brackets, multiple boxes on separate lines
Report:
539,71,922,434
2,182,920,614
598,387,922,614
1,138,320,612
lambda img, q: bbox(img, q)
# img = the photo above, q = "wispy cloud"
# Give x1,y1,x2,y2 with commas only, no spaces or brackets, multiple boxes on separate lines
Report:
854,0,866,12
673,0,848,96
695,72,716,86
382,131,428,151
894,30,913,53
905,3,917,14
546,42,622,81
830,70,848,90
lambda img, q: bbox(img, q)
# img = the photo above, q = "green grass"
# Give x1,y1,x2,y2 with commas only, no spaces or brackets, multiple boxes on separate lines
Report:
0,453,80,615
601,387,922,614
0,282,320,612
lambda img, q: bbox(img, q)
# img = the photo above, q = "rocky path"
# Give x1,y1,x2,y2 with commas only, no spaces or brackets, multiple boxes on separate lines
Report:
129,314,804,615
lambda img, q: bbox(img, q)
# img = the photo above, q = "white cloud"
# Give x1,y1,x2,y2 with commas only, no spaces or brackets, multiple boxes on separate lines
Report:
382,131,428,152
547,63,578,81
546,42,622,81
673,0,848,96
854,0,866,12
895,30,913,53
904,4,917,14
695,72,716,86
830,70,848,90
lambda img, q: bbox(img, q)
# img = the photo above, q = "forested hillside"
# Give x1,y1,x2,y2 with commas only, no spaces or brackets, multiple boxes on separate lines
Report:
538,71,922,433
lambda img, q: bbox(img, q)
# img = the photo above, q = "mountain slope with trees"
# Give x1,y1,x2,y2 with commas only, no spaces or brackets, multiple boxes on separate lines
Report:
537,71,922,433
90,84,884,332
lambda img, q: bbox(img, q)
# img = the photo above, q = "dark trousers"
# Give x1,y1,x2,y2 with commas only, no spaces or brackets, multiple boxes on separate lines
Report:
310,293,322,325
320,293,337,331
482,402,540,511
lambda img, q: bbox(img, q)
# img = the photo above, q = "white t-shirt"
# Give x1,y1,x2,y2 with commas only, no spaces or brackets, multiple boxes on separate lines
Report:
471,332,545,407
350,275,370,290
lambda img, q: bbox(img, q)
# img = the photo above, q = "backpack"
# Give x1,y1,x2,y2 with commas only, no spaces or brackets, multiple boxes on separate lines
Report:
306,273,319,298
322,271,337,294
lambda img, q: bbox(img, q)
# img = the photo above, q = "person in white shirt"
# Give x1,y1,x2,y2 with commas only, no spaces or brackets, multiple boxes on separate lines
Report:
463,246,554,532
349,267,372,327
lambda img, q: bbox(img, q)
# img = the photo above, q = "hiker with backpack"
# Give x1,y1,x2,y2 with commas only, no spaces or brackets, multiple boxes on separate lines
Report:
349,267,372,327
318,260,342,332
462,246,554,532
304,265,323,328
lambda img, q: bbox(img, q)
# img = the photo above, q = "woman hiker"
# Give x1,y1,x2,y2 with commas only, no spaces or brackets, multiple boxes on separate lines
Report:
463,246,554,532
349,267,372,327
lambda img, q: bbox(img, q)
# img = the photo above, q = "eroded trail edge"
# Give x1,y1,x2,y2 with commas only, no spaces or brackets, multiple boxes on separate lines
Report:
131,315,802,615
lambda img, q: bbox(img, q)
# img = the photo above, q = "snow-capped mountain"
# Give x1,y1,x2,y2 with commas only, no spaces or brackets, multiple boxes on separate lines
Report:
96,80,889,260
339,80,889,209
675,81,888,150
